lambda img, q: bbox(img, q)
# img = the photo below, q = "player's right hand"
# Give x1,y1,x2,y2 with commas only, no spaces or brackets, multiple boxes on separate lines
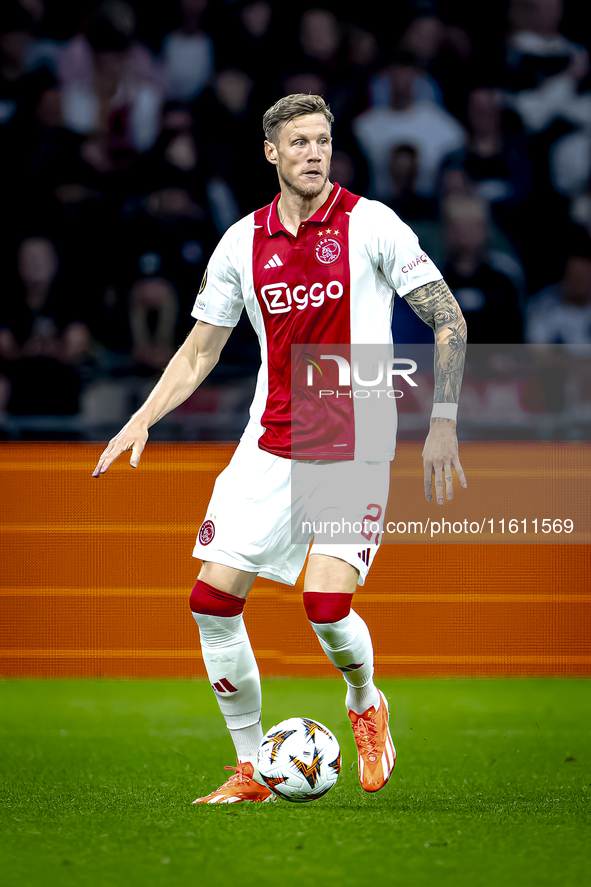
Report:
92,418,149,477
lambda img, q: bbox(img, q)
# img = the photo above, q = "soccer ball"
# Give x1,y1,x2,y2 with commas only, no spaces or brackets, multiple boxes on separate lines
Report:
257,717,341,802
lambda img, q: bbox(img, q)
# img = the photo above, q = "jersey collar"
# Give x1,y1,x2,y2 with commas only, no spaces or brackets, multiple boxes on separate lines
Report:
265,182,344,237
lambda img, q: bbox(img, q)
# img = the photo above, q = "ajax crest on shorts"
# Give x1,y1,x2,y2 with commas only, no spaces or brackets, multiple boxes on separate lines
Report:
198,520,215,545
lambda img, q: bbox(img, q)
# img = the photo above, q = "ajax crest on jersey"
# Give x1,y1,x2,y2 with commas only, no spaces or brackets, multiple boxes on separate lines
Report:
257,717,341,802
315,237,341,264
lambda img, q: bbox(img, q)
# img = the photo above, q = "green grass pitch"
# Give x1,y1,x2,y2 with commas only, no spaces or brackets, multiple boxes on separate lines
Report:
1,679,590,887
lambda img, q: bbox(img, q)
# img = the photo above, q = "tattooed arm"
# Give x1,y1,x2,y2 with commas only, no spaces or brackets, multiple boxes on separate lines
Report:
404,278,467,403
404,279,468,504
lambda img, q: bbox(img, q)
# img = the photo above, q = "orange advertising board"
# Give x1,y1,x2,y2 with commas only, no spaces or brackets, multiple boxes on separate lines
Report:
1,442,589,677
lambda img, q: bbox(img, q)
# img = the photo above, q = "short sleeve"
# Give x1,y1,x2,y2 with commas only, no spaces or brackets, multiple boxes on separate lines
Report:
366,201,443,297
191,227,244,328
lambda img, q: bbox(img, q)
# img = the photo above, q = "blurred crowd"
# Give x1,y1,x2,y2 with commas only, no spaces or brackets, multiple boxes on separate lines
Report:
0,0,590,436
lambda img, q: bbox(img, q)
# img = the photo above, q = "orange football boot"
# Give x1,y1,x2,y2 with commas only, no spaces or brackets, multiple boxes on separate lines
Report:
192,761,276,804
348,689,396,792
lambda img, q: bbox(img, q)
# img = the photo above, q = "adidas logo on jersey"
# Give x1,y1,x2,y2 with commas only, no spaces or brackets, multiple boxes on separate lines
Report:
264,253,283,269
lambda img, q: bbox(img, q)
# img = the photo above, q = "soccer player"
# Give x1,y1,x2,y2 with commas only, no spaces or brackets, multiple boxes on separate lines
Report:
93,94,467,804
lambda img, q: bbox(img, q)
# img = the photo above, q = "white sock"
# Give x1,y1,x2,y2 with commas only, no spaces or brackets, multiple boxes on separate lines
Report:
192,611,263,764
310,609,381,714
346,681,382,716
229,724,264,767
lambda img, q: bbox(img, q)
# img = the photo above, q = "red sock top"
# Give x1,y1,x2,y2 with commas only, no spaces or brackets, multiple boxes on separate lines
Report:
190,579,246,616
303,592,353,624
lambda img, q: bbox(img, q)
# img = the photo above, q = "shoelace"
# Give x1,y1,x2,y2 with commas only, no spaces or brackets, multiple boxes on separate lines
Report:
222,764,252,785
352,716,378,756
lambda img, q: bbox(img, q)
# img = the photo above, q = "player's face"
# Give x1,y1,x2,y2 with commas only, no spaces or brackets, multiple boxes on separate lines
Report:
266,113,332,200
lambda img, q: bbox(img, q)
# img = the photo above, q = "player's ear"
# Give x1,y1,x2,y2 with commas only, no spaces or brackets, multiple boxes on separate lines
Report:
264,139,278,167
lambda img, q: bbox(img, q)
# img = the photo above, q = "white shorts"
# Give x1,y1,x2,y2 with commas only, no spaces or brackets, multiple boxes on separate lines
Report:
193,438,390,586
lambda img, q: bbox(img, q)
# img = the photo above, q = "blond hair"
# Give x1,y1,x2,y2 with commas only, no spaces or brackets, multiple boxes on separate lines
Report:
263,94,334,145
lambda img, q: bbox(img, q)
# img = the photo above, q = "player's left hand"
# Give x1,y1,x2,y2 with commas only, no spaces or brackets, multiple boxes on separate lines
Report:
422,418,467,505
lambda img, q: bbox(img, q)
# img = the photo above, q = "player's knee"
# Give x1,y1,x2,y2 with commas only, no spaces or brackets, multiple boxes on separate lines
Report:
303,591,353,624
190,579,246,617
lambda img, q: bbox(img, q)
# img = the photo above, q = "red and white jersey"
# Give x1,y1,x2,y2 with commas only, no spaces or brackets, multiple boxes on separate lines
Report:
192,183,442,460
